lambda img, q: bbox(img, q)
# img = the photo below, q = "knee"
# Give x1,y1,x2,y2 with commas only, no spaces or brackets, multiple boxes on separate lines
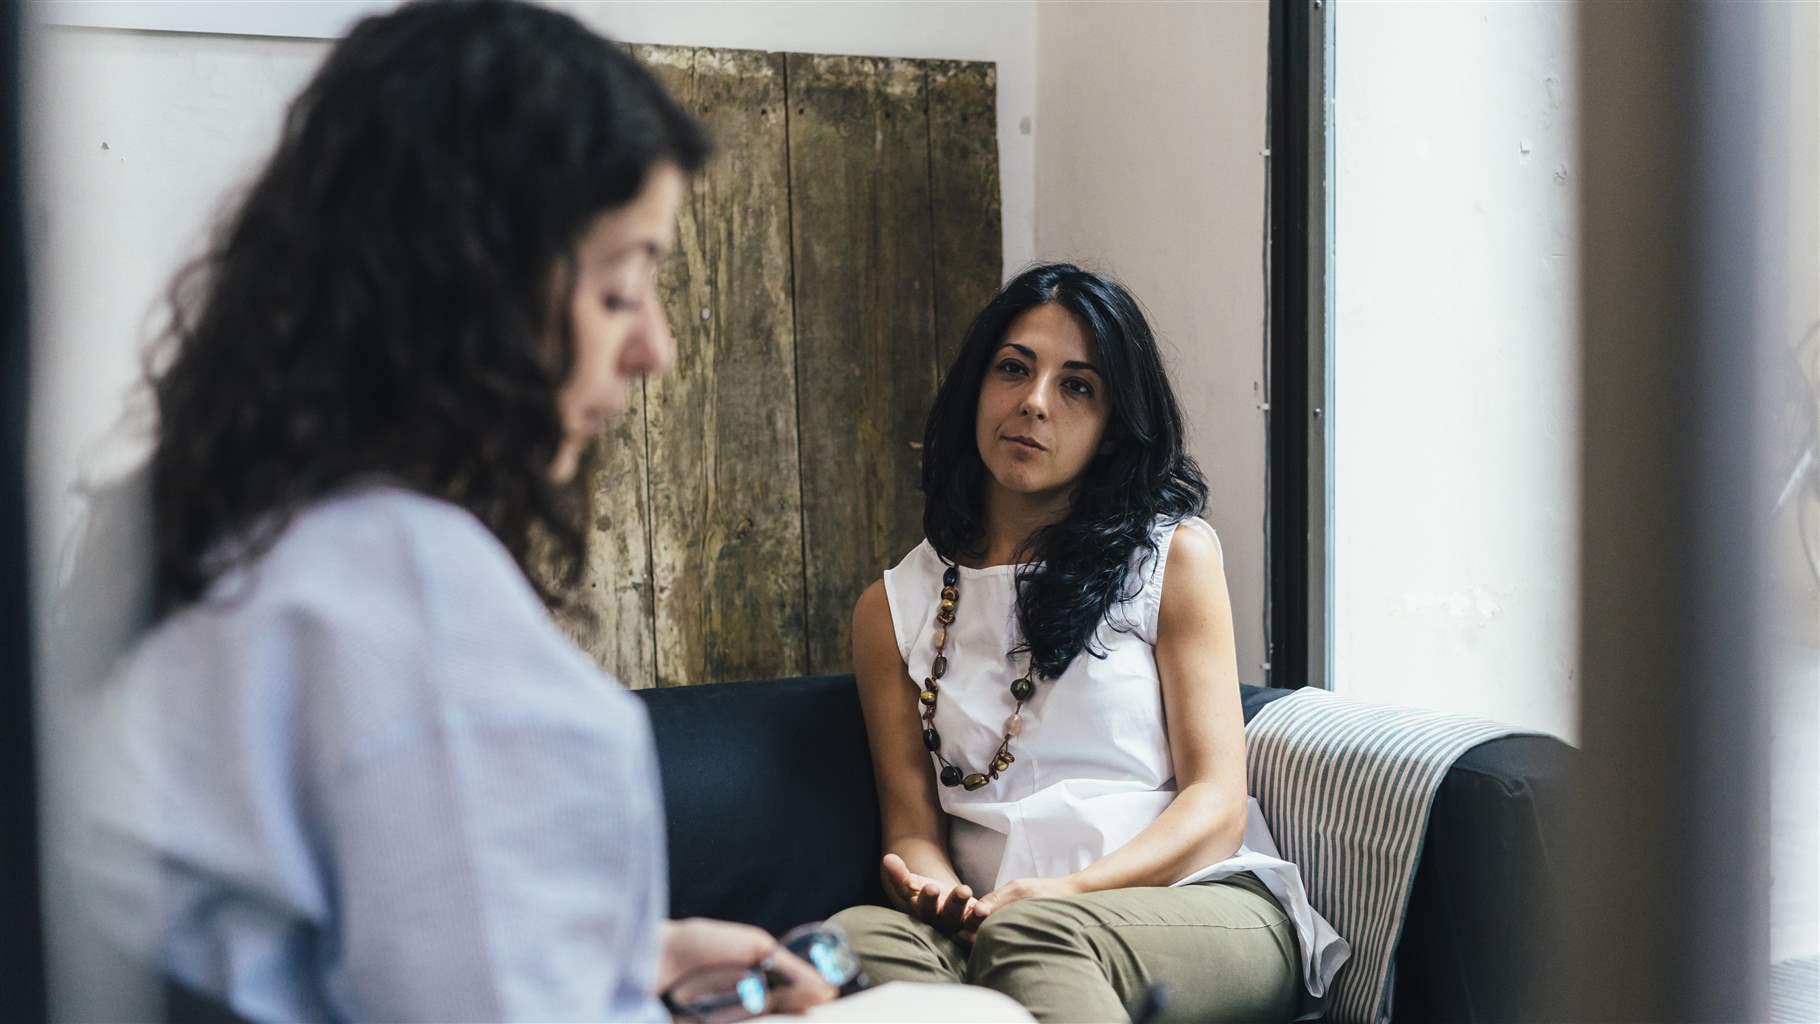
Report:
969,898,1087,975
828,903,917,950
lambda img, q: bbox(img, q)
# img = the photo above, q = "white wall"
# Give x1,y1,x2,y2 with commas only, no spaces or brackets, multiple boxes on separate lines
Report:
1767,0,1819,969
1330,2,1581,740
1034,0,1271,679
1331,0,1818,963
26,27,331,583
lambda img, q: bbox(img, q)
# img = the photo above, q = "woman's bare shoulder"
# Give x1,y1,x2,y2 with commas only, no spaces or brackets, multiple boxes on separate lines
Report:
851,578,902,676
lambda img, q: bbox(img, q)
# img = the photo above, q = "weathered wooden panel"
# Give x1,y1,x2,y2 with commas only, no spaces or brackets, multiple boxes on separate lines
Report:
638,45,808,687
928,60,1004,374
562,378,657,689
788,54,939,675
563,47,1000,688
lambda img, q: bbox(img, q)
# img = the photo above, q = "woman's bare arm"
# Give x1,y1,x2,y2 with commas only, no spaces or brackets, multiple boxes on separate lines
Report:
850,580,971,919
1065,523,1249,893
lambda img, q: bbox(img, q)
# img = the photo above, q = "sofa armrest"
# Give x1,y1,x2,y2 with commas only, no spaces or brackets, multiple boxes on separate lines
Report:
1392,732,1579,1023
1241,685,1579,1022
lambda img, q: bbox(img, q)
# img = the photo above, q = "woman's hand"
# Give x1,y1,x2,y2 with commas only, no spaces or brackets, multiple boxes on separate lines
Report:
882,853,978,935
657,918,836,1014
964,875,1084,936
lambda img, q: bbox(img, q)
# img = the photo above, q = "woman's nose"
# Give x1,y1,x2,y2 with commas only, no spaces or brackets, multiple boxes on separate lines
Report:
623,301,675,378
1019,382,1050,420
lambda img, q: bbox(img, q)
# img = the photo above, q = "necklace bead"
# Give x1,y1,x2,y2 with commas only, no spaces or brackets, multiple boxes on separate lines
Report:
1005,713,1023,736
1009,676,1035,702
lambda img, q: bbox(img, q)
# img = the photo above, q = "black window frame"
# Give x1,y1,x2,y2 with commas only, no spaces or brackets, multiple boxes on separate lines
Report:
2,0,49,1016
1266,0,1331,691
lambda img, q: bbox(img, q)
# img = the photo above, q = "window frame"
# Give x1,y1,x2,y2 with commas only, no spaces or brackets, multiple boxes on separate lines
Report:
1265,0,1333,690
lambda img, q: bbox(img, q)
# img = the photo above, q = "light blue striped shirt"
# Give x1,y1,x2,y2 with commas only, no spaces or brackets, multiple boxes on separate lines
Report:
76,484,668,1022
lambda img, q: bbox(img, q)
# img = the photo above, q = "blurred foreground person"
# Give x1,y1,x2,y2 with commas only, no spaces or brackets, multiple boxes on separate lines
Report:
68,2,837,1020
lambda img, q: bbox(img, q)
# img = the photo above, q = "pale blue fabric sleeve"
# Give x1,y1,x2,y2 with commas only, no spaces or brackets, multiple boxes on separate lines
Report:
319,707,668,1022
302,494,670,1022
80,487,671,1023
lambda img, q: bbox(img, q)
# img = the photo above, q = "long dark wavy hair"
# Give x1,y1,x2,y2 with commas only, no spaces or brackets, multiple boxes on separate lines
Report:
145,0,706,613
923,263,1209,679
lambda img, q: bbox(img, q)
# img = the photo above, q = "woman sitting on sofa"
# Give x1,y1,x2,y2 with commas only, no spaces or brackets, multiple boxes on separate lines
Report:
831,263,1346,1023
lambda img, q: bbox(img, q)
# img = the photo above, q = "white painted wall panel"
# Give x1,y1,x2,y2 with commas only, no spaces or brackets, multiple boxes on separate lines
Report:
1332,2,1581,740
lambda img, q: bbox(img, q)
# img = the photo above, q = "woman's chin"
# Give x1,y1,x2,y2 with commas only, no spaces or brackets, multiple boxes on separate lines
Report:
547,443,582,485
987,469,1067,501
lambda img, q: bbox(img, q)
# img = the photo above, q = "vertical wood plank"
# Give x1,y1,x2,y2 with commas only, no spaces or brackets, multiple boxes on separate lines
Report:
789,54,938,675
553,41,676,690
928,60,1004,373
564,408,656,688
641,46,808,686
550,42,689,691
561,356,657,688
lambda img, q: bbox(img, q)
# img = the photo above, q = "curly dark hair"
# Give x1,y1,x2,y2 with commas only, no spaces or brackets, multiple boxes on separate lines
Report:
145,0,707,613
923,263,1209,679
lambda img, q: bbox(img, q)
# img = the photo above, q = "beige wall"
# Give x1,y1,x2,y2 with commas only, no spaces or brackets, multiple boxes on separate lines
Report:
1035,0,1271,679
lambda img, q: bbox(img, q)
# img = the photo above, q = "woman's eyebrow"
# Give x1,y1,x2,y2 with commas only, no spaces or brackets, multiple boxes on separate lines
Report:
594,239,670,269
998,341,1100,375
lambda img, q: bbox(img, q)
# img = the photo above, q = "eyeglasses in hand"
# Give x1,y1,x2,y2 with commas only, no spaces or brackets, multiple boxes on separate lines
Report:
662,921,871,1023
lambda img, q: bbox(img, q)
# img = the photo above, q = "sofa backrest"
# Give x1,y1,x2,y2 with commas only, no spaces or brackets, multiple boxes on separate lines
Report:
634,675,886,933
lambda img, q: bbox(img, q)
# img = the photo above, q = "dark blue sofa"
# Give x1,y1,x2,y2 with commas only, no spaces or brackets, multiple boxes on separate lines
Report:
635,675,1578,1023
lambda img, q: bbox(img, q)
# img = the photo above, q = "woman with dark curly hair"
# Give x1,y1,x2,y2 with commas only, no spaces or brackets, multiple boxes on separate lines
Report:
72,2,838,1020
829,264,1347,1022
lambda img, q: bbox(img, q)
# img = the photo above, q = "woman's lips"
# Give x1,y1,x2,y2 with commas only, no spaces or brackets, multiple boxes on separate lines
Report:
1004,434,1045,451
581,405,622,435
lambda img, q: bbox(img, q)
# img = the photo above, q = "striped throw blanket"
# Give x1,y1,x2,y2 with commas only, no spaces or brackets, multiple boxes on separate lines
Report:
1245,689,1526,1024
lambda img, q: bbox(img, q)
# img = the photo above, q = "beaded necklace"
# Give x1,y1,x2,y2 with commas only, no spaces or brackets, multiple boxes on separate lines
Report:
918,562,1037,792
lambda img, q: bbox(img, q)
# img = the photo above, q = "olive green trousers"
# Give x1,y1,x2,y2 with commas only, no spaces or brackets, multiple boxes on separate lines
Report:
827,873,1299,1024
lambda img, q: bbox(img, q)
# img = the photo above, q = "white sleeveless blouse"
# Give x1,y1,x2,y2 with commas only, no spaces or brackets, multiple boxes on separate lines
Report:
882,517,1349,1013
